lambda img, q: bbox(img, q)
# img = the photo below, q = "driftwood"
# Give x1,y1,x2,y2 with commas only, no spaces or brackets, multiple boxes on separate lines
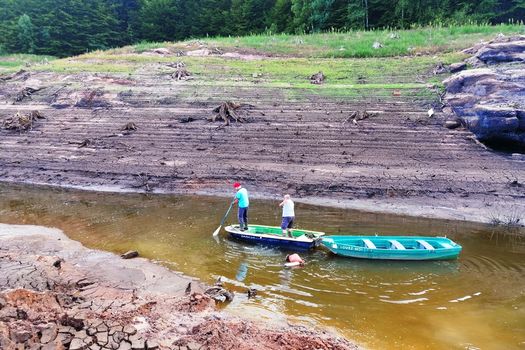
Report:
131,173,153,192
15,87,43,102
343,111,376,126
310,71,325,84
0,69,30,82
75,89,108,108
211,101,246,125
167,62,191,80
2,110,45,131
122,122,137,131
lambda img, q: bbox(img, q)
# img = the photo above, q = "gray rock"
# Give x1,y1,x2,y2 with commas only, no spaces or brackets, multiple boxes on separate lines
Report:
442,36,525,149
445,120,461,129
11,329,31,343
480,117,519,134
57,332,74,345
40,324,58,343
443,69,496,94
474,105,517,119
121,251,139,259
449,62,467,73
476,40,525,64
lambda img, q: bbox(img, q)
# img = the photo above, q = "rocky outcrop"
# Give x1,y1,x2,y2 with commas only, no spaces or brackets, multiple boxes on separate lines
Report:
443,35,525,149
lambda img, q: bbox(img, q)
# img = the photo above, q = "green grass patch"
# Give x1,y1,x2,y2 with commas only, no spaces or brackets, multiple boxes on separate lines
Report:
174,23,523,58
0,54,56,73
34,59,136,74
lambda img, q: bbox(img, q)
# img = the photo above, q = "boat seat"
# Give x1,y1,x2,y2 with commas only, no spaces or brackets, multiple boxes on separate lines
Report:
362,239,377,249
440,242,453,249
388,239,406,250
417,240,435,250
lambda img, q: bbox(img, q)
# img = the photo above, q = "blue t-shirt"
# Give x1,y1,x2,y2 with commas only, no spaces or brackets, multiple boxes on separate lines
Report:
236,188,249,208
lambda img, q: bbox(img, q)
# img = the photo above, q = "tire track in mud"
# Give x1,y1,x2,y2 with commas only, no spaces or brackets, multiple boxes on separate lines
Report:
0,68,524,222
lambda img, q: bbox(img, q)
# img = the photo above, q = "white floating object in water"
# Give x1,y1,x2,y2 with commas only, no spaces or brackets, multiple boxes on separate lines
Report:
428,108,434,117
284,262,301,268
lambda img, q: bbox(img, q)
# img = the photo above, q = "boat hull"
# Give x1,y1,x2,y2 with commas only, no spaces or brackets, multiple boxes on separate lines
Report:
225,225,324,250
321,235,462,261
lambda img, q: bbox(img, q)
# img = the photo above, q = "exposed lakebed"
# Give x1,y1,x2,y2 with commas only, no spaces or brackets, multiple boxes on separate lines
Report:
1,184,524,349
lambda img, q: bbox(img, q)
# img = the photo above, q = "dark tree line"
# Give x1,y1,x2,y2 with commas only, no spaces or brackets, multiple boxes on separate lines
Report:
0,0,523,57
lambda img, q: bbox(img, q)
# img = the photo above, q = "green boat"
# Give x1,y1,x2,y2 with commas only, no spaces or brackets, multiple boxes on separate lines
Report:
321,235,462,260
225,224,325,250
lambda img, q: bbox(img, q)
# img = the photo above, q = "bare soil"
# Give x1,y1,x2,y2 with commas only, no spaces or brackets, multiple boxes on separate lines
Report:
0,223,356,350
0,61,524,224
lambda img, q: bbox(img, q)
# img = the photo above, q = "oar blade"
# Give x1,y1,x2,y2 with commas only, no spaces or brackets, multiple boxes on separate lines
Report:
212,225,222,237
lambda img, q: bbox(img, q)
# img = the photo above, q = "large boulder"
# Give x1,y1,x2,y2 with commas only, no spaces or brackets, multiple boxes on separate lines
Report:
475,40,525,64
442,35,525,149
442,69,496,94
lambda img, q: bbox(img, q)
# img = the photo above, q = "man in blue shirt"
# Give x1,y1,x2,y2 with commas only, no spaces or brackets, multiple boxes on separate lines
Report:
233,182,249,231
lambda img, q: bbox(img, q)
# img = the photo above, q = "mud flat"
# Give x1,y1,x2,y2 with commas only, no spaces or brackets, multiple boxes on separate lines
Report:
0,37,524,225
0,223,356,350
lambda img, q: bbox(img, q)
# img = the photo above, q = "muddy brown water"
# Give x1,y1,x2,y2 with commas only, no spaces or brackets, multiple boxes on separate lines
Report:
1,184,524,349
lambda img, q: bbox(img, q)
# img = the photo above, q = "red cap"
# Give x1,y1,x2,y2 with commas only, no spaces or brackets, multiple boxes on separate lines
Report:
233,182,241,188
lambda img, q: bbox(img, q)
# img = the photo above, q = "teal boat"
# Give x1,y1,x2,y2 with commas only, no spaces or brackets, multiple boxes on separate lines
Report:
321,235,462,260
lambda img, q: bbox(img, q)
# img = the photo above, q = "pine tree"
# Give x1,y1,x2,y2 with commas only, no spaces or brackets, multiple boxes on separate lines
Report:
16,14,35,53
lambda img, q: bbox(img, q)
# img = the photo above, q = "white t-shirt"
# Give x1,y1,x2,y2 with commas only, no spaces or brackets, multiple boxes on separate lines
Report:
282,200,295,217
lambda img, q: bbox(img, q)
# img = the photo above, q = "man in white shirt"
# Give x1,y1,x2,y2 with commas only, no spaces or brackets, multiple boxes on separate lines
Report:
279,194,295,237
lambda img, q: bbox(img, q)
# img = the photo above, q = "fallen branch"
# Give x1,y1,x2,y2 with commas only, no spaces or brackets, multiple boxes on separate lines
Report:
0,69,30,82
15,87,43,102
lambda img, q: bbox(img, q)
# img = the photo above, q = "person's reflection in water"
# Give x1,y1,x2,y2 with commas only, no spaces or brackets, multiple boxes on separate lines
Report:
236,261,248,282
280,262,293,288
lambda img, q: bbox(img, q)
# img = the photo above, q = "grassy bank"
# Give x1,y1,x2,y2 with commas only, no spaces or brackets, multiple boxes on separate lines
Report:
9,24,522,100
0,54,55,74
165,23,524,58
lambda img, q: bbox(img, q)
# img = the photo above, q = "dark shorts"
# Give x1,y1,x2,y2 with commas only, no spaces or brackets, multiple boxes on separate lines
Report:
281,216,294,230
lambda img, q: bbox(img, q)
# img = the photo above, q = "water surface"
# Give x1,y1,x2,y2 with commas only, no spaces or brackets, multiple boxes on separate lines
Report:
1,184,524,349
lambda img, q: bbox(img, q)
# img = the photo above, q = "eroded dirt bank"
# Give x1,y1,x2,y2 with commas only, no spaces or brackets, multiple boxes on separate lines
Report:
0,223,356,350
0,41,524,224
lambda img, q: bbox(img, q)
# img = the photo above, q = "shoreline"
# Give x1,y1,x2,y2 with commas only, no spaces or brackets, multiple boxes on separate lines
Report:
0,223,358,350
1,179,523,227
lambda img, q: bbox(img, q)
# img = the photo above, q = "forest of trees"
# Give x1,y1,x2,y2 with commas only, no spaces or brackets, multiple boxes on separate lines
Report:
0,0,524,57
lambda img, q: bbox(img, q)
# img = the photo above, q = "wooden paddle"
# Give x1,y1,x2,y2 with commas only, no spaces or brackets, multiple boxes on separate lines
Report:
212,200,235,237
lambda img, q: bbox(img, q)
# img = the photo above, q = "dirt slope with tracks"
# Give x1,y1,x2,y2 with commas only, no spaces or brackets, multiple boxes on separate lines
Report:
0,44,524,223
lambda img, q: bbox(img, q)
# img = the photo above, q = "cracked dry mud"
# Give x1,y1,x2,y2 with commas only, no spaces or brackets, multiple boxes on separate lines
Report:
0,224,356,350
